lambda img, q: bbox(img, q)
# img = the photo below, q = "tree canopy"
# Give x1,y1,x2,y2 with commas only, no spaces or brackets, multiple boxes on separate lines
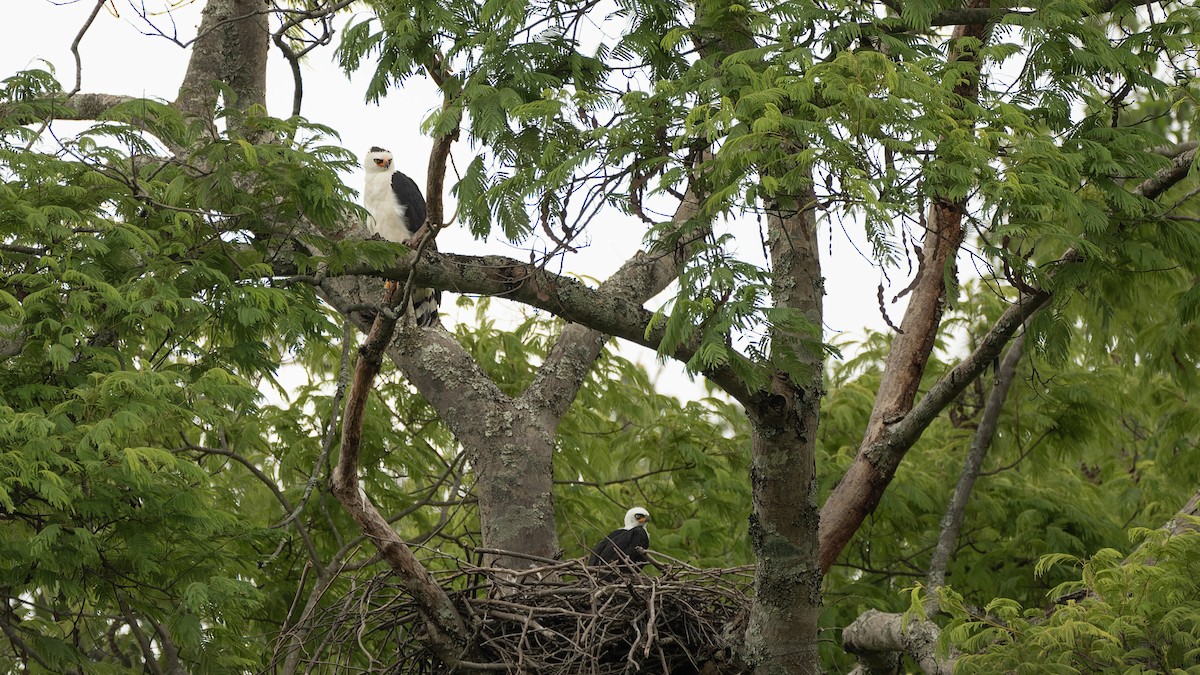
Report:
2,0,1200,672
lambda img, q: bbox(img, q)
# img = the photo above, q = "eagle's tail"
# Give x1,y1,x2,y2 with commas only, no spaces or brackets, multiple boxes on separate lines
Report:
412,287,441,328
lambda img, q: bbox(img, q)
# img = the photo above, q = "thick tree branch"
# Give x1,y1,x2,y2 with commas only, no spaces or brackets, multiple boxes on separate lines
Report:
1135,147,1198,199
843,609,953,675
817,4,991,574
147,616,189,675
925,0,1161,26
423,100,457,232
315,252,754,403
524,186,706,422
174,0,269,123
820,142,1197,572
1164,487,1200,537
822,289,1052,571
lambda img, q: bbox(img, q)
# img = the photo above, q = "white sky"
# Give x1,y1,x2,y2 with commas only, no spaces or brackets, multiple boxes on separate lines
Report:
8,0,902,399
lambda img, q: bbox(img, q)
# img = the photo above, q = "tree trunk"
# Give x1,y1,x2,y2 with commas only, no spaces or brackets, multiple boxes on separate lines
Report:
744,195,824,674
315,188,706,569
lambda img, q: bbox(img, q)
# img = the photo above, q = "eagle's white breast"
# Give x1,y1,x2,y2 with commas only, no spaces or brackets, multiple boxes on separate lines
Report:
364,171,415,242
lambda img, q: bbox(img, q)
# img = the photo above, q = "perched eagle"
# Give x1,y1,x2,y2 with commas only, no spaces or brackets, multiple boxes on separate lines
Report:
588,507,651,571
362,146,440,327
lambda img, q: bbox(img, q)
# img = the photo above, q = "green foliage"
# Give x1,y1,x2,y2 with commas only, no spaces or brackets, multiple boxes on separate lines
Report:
0,64,755,666
943,526,1200,673
0,71,359,672
818,278,1200,669
335,0,1200,405
6,0,1200,667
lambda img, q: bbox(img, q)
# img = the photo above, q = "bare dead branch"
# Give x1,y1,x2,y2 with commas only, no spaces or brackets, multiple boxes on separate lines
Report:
330,296,472,661
68,0,110,96
926,332,1028,610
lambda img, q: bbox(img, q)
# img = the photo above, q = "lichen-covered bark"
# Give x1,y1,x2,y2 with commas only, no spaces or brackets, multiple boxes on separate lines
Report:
389,323,562,567
843,609,952,675
743,195,824,674
174,0,268,122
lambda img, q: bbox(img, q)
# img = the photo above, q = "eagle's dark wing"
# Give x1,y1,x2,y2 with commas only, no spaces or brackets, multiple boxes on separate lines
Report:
390,171,427,234
588,528,625,566
389,170,439,326
625,526,649,563
589,527,649,571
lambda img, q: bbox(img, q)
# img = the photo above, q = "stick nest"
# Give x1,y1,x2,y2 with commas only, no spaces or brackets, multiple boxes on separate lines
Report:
313,551,753,674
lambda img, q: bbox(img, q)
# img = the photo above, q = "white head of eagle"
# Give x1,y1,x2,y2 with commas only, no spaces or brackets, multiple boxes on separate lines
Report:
588,506,651,570
362,146,440,327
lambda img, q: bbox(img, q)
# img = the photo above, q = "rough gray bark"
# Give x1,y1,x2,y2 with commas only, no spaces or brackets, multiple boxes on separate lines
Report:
742,196,824,675
1164,488,1200,537
318,250,755,402
174,0,269,122
0,325,25,361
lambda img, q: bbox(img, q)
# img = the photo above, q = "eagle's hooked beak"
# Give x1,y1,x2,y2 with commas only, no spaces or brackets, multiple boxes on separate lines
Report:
374,158,392,169
637,514,649,524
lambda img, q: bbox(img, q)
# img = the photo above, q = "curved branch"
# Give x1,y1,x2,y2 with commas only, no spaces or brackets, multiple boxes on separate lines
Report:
331,307,472,660
269,0,354,117
821,289,1052,571
68,0,110,97
523,186,706,422
820,142,1197,572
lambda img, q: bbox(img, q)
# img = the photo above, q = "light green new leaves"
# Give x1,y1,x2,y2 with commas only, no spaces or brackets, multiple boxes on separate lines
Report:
947,527,1200,673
